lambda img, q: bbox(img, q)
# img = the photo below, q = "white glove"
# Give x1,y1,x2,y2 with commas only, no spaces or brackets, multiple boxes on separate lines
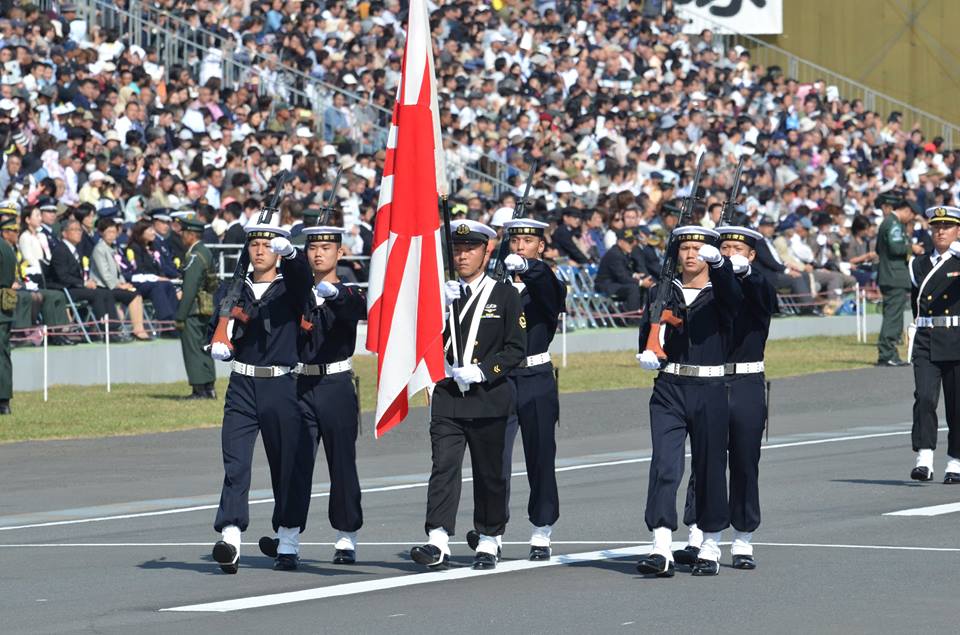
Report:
636,350,661,371
697,244,722,264
504,253,528,273
131,273,159,283
949,241,960,258
269,236,294,257
451,364,485,387
315,281,339,299
444,280,462,306
210,341,232,361
816,233,828,246
24,280,38,291
730,254,751,275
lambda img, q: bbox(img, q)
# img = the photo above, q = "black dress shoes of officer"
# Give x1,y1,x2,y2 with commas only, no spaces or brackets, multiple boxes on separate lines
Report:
472,552,497,570
672,545,699,567
911,466,934,481
410,544,449,569
466,529,502,559
274,553,299,571
258,536,279,558
691,558,720,576
876,359,910,367
732,554,756,570
212,541,239,574
944,472,960,484
333,549,356,564
529,545,551,561
636,553,675,577
0,400,10,415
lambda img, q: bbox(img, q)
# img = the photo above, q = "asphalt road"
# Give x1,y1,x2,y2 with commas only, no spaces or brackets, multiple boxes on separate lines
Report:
1,365,957,634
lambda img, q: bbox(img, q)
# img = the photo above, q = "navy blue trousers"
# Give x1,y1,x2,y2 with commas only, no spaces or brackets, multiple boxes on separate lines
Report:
503,369,560,527
134,280,179,321
645,375,730,533
289,373,363,533
683,374,766,533
214,373,304,533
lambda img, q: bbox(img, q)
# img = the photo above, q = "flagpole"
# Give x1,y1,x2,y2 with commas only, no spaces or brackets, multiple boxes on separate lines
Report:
440,195,463,368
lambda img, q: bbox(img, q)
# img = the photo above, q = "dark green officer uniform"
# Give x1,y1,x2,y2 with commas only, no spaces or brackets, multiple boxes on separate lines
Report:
175,218,218,399
0,232,16,413
876,201,912,365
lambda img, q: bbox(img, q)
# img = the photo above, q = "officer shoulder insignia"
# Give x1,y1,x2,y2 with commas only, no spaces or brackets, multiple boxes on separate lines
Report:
519,314,527,328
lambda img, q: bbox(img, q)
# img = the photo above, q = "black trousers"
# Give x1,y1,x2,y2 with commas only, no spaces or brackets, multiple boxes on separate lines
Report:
683,374,766,533
66,286,118,321
214,373,304,533
645,375,729,533
599,282,643,313
503,370,560,528
289,373,363,533
425,415,508,537
912,332,960,457
134,280,179,321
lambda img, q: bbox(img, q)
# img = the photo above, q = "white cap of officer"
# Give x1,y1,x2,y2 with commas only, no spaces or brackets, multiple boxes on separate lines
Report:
451,219,496,243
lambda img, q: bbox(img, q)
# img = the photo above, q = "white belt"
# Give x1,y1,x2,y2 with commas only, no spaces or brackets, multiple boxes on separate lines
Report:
294,360,354,376
724,361,765,375
915,316,960,328
524,352,552,368
662,363,726,378
231,361,293,378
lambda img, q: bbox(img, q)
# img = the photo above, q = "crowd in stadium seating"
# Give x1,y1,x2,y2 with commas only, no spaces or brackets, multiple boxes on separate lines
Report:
0,0,953,343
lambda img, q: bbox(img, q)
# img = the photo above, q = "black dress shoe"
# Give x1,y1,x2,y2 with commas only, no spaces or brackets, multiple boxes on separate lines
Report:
944,472,960,484
0,401,10,415
636,554,675,577
410,544,449,568
205,388,218,399
259,536,279,558
876,359,910,367
529,545,551,561
472,552,497,570
274,553,299,571
333,549,356,564
49,335,76,346
212,541,239,574
911,466,934,482
691,558,720,576
672,545,699,566
732,554,756,570
465,529,501,559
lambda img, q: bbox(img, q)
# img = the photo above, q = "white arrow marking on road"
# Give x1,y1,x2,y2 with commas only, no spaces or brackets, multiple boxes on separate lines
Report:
883,501,960,516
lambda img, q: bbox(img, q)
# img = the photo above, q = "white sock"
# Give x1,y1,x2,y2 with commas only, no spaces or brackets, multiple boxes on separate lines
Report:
496,534,502,547
427,528,450,556
277,526,300,555
476,534,500,556
687,523,703,549
731,530,753,556
530,524,552,547
651,527,673,559
334,530,357,551
221,525,241,553
916,449,934,470
946,456,960,473
699,531,722,562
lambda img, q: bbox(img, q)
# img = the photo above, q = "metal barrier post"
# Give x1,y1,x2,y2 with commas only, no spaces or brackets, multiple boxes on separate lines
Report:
561,312,567,368
104,315,111,393
42,325,48,403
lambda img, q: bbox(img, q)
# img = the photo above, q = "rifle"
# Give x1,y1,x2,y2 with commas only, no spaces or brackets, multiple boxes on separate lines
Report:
492,158,539,283
718,155,745,227
643,152,706,360
210,169,291,351
317,167,343,226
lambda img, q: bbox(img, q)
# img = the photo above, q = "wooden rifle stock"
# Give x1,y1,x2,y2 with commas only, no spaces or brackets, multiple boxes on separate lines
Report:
644,309,683,360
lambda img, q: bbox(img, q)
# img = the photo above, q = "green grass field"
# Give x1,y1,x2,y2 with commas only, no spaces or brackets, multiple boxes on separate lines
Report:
0,335,900,444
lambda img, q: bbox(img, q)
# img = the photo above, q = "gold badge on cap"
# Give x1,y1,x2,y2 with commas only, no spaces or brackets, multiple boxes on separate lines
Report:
456,223,470,235
936,208,947,217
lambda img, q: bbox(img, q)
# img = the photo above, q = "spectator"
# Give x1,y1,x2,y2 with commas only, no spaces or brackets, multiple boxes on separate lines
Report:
844,214,879,287
125,220,180,326
17,206,50,283
552,208,590,264
595,227,652,318
89,217,150,341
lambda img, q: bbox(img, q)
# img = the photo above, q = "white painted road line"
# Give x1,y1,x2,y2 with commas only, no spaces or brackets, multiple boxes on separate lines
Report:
162,540,960,613
0,425,935,533
0,540,647,548
883,501,960,517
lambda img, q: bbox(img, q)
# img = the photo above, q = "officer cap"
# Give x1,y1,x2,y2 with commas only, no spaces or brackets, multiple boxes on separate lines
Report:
0,217,18,231
38,196,58,211
170,210,196,222
616,227,640,242
925,206,960,225
302,225,345,243
876,189,907,208
672,225,719,245
451,219,496,244
180,217,206,233
149,208,173,222
503,218,548,238
716,225,762,248
757,215,776,227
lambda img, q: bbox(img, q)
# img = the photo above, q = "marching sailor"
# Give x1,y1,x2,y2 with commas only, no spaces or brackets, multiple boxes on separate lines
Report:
675,225,777,570
909,205,960,483
635,226,742,577
410,219,527,571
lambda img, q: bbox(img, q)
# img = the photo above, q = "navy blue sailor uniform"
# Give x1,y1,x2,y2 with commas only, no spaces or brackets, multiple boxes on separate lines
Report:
210,238,313,540
908,205,960,483
638,228,742,545
501,219,568,538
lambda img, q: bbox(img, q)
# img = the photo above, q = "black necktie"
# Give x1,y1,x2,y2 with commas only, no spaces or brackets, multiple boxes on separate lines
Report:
462,285,472,302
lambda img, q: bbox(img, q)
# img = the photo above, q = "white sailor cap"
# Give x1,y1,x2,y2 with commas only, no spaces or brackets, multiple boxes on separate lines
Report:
672,225,719,245
715,225,762,248
244,223,291,239
302,225,345,243
451,219,496,243
926,206,960,225
503,218,549,237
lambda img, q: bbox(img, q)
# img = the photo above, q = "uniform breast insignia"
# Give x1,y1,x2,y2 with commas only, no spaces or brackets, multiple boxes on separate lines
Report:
519,314,527,328
481,303,500,319
947,272,960,278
